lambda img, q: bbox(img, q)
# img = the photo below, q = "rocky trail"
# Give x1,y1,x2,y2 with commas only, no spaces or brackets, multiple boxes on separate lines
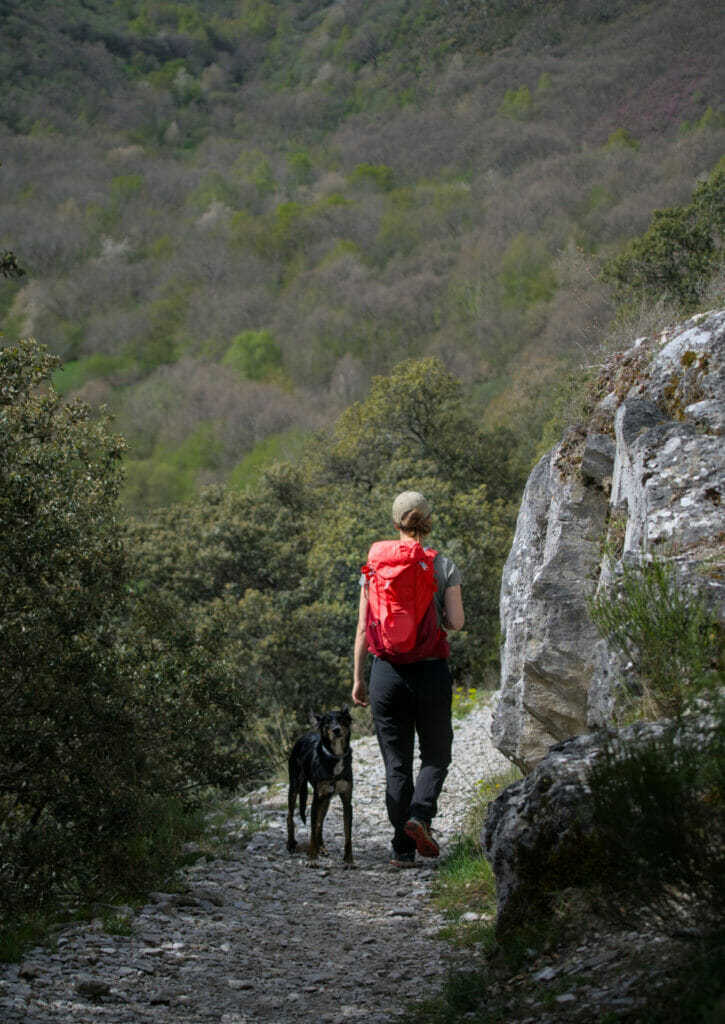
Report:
1,704,510,1024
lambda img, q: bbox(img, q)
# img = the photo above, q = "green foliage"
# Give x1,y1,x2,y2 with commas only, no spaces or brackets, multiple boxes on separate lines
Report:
604,127,639,150
121,453,197,511
254,201,309,268
190,171,238,210
347,163,395,192
148,60,203,106
499,84,533,120
602,167,725,310
434,833,497,921
52,353,137,395
0,341,259,920
222,329,284,381
588,554,722,718
1,249,25,280
125,463,347,727
111,172,145,204
587,694,725,915
1,340,134,908
451,686,479,719
226,428,306,491
287,150,314,188
500,235,557,309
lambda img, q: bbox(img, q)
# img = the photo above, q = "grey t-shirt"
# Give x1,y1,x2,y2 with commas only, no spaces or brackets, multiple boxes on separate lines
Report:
431,551,462,626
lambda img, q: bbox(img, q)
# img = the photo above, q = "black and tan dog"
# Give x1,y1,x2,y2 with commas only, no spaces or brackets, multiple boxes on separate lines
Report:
286,706,353,865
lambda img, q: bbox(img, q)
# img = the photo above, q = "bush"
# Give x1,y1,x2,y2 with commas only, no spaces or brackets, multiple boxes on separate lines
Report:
587,695,725,918
602,166,725,310
0,341,259,918
1,340,135,908
588,554,722,718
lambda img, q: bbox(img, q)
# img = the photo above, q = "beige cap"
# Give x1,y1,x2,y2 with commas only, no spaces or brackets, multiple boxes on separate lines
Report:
392,490,431,526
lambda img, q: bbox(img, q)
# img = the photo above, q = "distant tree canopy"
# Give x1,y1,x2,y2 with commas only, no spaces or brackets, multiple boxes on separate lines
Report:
2,0,722,515
602,166,725,310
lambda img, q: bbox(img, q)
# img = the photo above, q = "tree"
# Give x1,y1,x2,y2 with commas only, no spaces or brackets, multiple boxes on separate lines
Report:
127,357,523,716
0,340,260,914
602,167,725,310
1,340,135,906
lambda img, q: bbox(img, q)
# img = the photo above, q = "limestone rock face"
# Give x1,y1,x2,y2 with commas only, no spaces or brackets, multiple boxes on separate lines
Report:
492,310,725,769
494,453,608,771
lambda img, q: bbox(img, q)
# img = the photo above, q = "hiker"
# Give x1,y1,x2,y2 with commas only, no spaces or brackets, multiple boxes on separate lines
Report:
351,491,464,866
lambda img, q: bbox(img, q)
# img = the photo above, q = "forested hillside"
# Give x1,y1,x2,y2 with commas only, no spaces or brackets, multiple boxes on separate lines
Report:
1,0,724,512
1,0,725,932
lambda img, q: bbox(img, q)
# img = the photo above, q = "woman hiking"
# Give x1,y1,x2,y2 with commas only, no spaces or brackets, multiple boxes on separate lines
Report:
352,491,465,867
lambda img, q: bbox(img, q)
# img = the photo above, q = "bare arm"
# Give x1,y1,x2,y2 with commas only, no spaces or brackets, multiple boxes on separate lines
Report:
352,586,369,707
443,584,464,631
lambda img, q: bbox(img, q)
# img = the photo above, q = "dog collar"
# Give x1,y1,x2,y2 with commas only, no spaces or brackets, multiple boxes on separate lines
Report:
321,742,346,761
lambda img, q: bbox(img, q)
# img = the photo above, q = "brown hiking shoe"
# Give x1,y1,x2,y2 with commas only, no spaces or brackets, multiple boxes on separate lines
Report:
404,818,440,858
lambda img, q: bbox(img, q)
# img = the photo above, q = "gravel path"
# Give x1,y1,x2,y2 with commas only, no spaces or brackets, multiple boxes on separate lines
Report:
1,702,511,1024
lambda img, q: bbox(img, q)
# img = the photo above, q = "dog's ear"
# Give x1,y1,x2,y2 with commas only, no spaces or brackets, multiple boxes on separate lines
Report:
340,704,351,723
309,710,322,727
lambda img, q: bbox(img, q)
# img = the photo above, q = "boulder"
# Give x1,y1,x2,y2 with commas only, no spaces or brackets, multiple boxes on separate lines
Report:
581,431,616,484
482,705,720,931
492,452,608,772
493,309,725,769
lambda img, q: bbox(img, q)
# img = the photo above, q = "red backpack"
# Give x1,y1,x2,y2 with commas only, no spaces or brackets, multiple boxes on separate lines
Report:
362,540,450,663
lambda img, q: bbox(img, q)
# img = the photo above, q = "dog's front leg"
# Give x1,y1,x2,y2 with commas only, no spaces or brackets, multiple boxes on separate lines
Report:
309,791,331,862
340,786,353,865
286,781,298,853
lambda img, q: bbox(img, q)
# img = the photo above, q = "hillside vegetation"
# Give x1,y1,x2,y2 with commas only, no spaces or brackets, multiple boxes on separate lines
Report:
1,0,725,953
1,0,724,512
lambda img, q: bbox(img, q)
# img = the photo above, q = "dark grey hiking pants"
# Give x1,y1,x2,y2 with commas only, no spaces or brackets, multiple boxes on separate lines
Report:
368,657,453,854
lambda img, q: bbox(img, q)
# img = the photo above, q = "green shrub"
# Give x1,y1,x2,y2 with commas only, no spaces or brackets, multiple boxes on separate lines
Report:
189,171,239,211
587,694,725,916
1,247,25,280
110,173,145,204
1,340,134,911
226,428,306,491
588,554,722,718
1,341,260,921
120,455,197,513
52,353,137,394
602,166,725,310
